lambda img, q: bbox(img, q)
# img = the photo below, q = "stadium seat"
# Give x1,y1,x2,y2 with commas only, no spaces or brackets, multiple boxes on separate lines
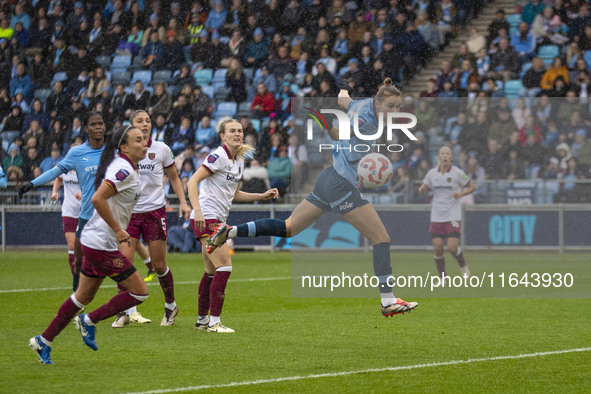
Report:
95,55,111,70
538,45,559,66
33,89,52,104
105,70,111,82
212,68,227,84
193,68,213,85
250,118,261,132
338,66,349,76
51,71,68,85
152,70,172,85
111,54,132,70
112,70,131,85
131,70,152,85
520,62,532,78
504,80,523,97
507,14,522,28
215,102,237,118
444,116,457,135
214,86,230,103
584,51,591,70
202,85,214,98
130,55,144,73
243,67,254,82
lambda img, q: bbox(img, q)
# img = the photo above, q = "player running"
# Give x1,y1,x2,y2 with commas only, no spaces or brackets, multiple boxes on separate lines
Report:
418,146,475,281
112,110,191,328
187,119,278,333
51,142,81,291
19,112,107,291
208,79,418,317
29,126,148,364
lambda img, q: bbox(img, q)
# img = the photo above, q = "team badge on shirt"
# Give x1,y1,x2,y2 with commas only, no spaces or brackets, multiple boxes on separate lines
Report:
208,154,219,164
149,153,155,160
115,169,130,181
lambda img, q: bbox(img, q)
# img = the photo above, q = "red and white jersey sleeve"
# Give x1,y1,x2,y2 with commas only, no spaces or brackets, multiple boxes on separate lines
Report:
199,145,244,222
133,140,175,213
60,170,81,219
81,156,140,251
424,165,469,223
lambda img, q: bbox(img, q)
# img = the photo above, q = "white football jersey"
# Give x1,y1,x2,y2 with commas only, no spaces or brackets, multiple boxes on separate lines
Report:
60,170,81,219
423,165,469,222
133,139,175,213
81,156,140,251
199,145,244,222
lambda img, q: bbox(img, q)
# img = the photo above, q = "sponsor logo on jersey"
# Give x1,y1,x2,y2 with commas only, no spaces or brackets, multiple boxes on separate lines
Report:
208,154,219,164
115,169,130,181
149,153,155,160
226,174,240,183
138,163,156,171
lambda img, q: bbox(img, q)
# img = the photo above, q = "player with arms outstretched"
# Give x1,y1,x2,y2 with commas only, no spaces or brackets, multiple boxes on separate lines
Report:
20,112,107,291
29,126,148,364
112,110,191,328
418,146,476,281
208,79,418,317
187,119,278,333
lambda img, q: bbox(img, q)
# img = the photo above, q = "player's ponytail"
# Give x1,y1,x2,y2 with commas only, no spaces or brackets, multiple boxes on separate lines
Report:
94,125,135,190
375,78,401,102
218,118,254,160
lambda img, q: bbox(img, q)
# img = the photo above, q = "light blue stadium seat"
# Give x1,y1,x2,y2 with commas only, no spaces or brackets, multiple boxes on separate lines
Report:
193,68,213,85
131,70,152,86
504,80,523,97
507,14,522,28
215,102,237,117
111,54,132,69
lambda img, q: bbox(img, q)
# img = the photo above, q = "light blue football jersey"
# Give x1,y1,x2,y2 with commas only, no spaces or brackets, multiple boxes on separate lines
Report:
32,141,105,220
332,98,380,186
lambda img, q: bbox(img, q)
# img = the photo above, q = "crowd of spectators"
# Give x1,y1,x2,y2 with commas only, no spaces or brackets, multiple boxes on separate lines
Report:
0,0,589,204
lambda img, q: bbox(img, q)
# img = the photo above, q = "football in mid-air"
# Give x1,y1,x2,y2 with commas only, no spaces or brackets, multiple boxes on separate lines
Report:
357,153,393,189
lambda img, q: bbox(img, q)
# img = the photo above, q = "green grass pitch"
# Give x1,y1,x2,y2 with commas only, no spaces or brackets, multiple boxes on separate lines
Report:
1,250,590,393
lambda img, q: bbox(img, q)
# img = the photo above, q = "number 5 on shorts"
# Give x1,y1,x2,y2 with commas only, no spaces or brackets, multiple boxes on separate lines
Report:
161,217,167,231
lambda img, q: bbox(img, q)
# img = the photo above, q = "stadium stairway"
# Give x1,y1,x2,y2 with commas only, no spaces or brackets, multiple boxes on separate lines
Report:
403,0,518,97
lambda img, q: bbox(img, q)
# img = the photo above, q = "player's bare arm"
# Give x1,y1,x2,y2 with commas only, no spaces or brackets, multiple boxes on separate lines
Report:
234,183,279,203
452,180,476,199
418,183,429,195
187,166,212,231
51,176,63,201
165,165,192,219
91,182,130,244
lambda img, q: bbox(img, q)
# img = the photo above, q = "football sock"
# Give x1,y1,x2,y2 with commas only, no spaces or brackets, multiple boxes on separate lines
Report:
67,250,76,274
453,247,467,267
42,294,84,342
372,243,396,305
157,267,175,304
39,336,52,346
210,266,232,317
144,257,154,271
165,301,177,310
198,272,214,316
198,315,209,324
88,292,148,324
209,316,221,326
434,255,446,277
234,219,287,238
126,306,137,315
72,272,79,292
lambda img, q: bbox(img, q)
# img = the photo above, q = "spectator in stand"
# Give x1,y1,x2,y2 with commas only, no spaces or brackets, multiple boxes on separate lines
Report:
489,38,520,82
466,28,485,55
458,110,489,155
23,146,43,181
221,28,247,68
40,146,63,173
3,105,24,134
88,17,106,55
151,114,171,145
142,14,166,47
511,22,537,63
481,138,505,179
489,107,518,146
568,4,591,42
512,98,531,130
573,130,591,164
191,85,212,122
241,159,270,194
128,81,150,117
23,119,47,151
87,67,110,100
205,1,227,33
23,99,50,133
522,0,545,25
10,62,32,102
267,145,291,194
169,94,192,127
161,30,184,71
541,56,570,91
170,116,195,155
225,58,247,103
416,11,437,53
195,115,217,148
251,83,275,119
521,57,545,98
3,143,23,173
502,148,526,179
522,133,548,178
244,28,268,69
141,30,164,70
109,83,133,121
434,0,457,48
435,60,457,92
269,45,295,82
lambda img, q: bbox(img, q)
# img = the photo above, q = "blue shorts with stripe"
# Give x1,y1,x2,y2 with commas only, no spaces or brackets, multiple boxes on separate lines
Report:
305,166,369,214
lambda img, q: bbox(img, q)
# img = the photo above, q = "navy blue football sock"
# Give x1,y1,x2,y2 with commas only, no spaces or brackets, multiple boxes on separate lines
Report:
373,242,393,294
235,219,288,238
72,272,80,292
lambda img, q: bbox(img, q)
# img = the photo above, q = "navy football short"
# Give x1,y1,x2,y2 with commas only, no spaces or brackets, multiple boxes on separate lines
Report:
75,218,89,238
306,166,369,214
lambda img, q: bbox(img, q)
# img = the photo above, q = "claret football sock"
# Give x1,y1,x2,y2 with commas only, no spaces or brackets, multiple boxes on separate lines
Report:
157,267,175,304
210,266,232,317
434,255,446,277
454,247,467,267
198,272,214,316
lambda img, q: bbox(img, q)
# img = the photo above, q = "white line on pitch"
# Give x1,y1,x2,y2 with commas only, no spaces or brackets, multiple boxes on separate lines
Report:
0,277,292,294
125,347,591,394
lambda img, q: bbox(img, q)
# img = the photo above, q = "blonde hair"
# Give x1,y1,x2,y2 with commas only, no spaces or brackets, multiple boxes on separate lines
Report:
375,78,401,101
218,118,254,159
